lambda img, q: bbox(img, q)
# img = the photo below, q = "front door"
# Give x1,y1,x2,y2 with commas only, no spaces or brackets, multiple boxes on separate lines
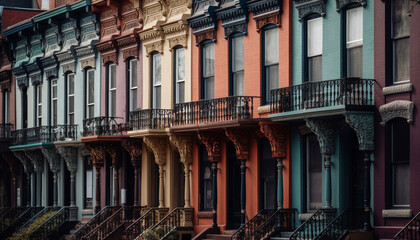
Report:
260,138,277,210
227,141,241,229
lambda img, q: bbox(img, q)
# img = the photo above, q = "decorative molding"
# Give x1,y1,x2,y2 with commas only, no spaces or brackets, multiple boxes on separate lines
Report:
44,65,58,80
248,0,283,18
120,42,139,61
0,70,11,84
194,29,217,46
335,0,366,12
305,119,337,154
382,83,413,96
345,112,374,151
80,57,96,71
197,132,223,162
29,72,43,85
168,34,188,50
382,209,413,219
254,12,281,32
379,100,414,126
16,75,29,88
41,147,62,172
62,62,76,75
24,149,44,172
12,151,34,174
144,40,164,56
101,49,119,65
169,135,193,164
217,0,249,39
225,129,250,160
121,139,142,166
57,146,78,173
293,0,327,21
143,136,168,166
85,143,104,168
103,143,121,168
259,122,288,158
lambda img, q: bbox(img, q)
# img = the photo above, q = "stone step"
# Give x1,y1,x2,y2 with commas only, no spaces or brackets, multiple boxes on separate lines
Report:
373,225,403,239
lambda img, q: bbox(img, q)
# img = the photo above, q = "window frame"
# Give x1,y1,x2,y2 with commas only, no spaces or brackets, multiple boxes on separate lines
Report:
107,63,117,117
51,78,58,126
35,84,42,127
66,73,75,125
305,16,323,83
230,33,245,97
3,89,10,123
85,68,95,119
128,58,138,113
151,52,161,109
344,6,364,78
261,25,279,105
201,41,215,100
174,47,186,104
199,144,212,211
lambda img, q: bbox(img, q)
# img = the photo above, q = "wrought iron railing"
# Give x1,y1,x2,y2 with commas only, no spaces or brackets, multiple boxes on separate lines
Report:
0,207,44,239
0,206,27,231
18,207,56,232
71,206,120,240
130,109,173,131
290,208,337,240
149,207,184,239
394,212,420,240
11,125,78,145
0,123,13,140
315,208,364,240
173,96,258,126
271,78,375,114
29,206,70,240
231,209,276,240
81,117,126,136
252,208,298,240
83,206,143,240
125,208,159,240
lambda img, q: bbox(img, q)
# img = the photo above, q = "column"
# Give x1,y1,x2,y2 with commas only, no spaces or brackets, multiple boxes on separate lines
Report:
114,167,120,206
324,154,332,209
240,160,246,225
133,165,139,206
36,169,42,207
277,157,284,209
184,162,191,208
53,171,58,207
158,164,164,208
211,162,218,228
70,171,76,206
95,166,101,213
363,152,371,231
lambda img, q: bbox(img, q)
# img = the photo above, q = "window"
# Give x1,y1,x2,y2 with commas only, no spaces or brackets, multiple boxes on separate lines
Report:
306,134,322,211
51,79,57,126
86,69,95,119
84,156,93,209
391,0,410,83
389,119,410,207
346,7,363,78
202,43,214,99
36,85,42,126
231,36,244,96
67,74,75,125
108,63,117,117
3,90,10,123
129,59,138,111
263,27,279,104
307,18,323,82
199,145,212,211
21,87,28,129
152,53,161,109
175,48,185,104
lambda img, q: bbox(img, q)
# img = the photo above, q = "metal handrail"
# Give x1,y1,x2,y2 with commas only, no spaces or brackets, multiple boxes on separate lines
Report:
29,206,69,240
231,209,276,240
0,206,27,231
394,211,420,240
290,208,337,240
125,208,159,240
253,208,298,240
0,123,13,140
0,207,44,239
315,208,364,240
150,207,183,239
11,125,78,145
130,109,173,131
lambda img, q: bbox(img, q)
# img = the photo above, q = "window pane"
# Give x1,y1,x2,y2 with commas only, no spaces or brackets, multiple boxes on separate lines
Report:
392,120,410,162
308,18,323,57
307,135,322,210
131,59,137,88
131,89,137,111
233,71,244,96
394,164,410,206
68,74,74,94
153,54,161,85
53,100,57,126
347,7,363,45
52,81,57,98
88,71,95,104
38,86,42,103
393,0,410,38
69,96,74,113
110,64,116,89
110,90,116,116
153,86,161,109
394,38,410,82
176,48,185,81
347,46,363,78
88,106,94,119
308,55,322,82
204,77,214,99
266,65,279,103
203,43,214,78
265,28,279,65
176,81,185,104
232,36,244,72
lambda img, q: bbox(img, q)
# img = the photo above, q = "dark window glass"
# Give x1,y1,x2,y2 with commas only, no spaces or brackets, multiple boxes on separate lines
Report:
199,145,212,211
392,0,410,83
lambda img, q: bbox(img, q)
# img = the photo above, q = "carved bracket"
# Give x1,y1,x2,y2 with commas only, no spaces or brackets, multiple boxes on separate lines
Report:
336,0,366,12
57,146,78,173
255,12,281,32
225,129,250,160
345,112,374,151
197,132,223,163
41,147,62,172
143,136,168,166
62,62,76,75
195,29,217,46
379,100,414,126
103,143,122,168
25,149,44,172
169,135,192,164
294,0,327,21
259,122,288,158
305,119,337,155
13,151,34,174
144,40,164,56
85,143,104,168
121,139,142,166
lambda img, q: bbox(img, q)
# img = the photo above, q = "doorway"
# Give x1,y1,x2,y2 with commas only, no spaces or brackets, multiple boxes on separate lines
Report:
226,141,241,229
259,138,277,210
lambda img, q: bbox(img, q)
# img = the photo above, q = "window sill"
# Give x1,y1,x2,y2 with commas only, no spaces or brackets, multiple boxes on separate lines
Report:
258,105,271,114
382,82,413,96
299,213,314,221
382,209,412,218
197,211,213,219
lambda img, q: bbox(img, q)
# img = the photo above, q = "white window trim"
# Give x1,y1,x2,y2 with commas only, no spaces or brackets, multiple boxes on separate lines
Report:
86,69,95,119
51,79,57,126
37,85,42,126
152,53,161,109
4,90,9,123
108,64,117,117
129,59,138,111
175,48,185,104
67,74,75,125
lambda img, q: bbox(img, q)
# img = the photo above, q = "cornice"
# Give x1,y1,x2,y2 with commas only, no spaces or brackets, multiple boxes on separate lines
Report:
293,0,327,21
194,28,217,46
100,6,121,41
139,27,164,43
143,0,167,29
80,12,101,47
122,1,143,33
117,35,140,61
335,0,366,12
254,11,281,32
217,0,249,39
97,40,118,65
188,7,218,34
248,0,283,18
162,20,189,36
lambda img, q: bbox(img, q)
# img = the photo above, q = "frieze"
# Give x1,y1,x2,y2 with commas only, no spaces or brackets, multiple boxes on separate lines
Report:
195,29,217,46
345,112,374,151
139,27,164,42
293,0,327,21
117,34,139,47
101,49,118,65
162,21,189,36
16,75,29,88
305,119,337,155
96,40,118,53
144,40,164,56
168,34,188,50
188,6,218,34
379,100,414,125
44,65,58,80
75,45,97,58
255,12,281,32
335,0,366,12
248,0,283,18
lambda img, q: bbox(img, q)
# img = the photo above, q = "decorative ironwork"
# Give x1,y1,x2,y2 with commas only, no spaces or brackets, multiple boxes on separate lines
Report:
71,206,120,240
29,207,71,240
271,78,375,114
290,208,337,240
0,123,13,140
149,207,184,239
11,125,78,145
84,206,143,240
0,207,44,239
252,208,298,240
81,117,126,136
0,207,27,231
231,209,276,240
173,96,258,126
315,208,364,240
394,212,420,240
125,208,159,240
130,109,173,131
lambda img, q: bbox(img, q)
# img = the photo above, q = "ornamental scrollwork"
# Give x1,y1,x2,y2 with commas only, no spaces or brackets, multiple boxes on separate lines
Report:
197,132,224,162
305,119,337,155
225,129,250,161
379,100,414,126
345,112,374,151
335,0,366,12
259,122,288,158
143,136,168,166
169,135,193,164
57,146,78,173
294,0,327,21
41,147,62,173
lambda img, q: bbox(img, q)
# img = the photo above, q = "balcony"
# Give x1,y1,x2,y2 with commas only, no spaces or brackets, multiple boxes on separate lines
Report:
130,109,172,131
270,78,375,121
172,96,258,131
11,125,78,146
81,117,128,137
0,123,13,140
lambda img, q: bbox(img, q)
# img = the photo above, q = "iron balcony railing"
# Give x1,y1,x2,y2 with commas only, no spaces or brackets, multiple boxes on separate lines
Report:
290,208,337,240
130,109,173,131
394,211,420,240
29,206,70,240
0,123,13,140
271,78,375,114
125,208,159,240
11,125,78,145
173,96,258,126
82,116,126,137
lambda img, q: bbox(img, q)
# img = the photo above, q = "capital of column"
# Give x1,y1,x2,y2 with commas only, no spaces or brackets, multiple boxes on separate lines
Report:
305,119,337,155
259,121,288,159
41,147,62,173
225,129,250,161
103,142,122,169
198,132,223,163
121,139,142,167
169,134,192,164
25,149,44,173
85,143,104,168
57,146,78,173
143,136,168,166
